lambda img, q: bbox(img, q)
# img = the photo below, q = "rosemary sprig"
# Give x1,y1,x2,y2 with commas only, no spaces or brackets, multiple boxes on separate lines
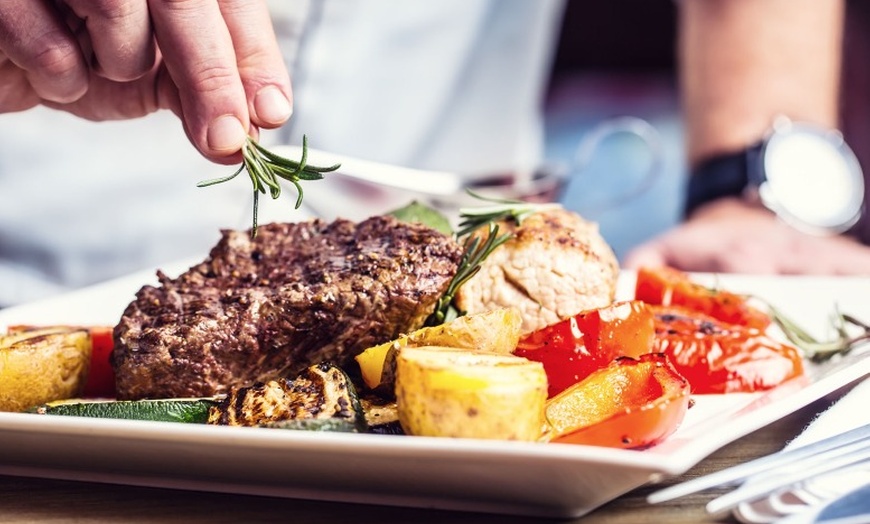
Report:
766,303,870,362
425,223,512,326
197,135,340,237
455,190,562,238
425,192,561,326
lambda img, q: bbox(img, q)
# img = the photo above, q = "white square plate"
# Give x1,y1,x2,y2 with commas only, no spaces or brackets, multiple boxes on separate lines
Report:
0,265,868,518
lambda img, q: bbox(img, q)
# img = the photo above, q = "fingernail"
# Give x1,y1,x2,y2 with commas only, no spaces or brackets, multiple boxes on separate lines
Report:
255,86,292,125
207,115,247,153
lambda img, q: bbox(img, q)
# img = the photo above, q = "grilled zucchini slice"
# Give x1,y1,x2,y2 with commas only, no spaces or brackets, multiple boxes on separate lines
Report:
208,363,366,432
32,398,217,423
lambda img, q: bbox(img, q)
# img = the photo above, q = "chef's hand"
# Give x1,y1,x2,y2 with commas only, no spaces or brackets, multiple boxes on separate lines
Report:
0,0,291,164
623,198,870,275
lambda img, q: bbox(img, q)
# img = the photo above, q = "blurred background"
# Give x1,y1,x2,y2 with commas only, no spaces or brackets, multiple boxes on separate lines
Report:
10,0,870,307
544,0,681,260
544,0,870,260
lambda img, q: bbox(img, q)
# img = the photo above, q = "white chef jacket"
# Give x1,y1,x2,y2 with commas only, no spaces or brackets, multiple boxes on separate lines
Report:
0,0,565,307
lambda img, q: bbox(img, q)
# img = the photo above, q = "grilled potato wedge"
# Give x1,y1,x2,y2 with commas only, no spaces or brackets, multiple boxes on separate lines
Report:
355,307,523,393
395,346,547,440
0,327,91,412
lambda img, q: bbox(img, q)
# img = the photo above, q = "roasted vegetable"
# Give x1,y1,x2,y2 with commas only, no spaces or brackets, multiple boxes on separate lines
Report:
515,300,655,397
650,305,804,393
544,353,690,449
6,324,117,398
208,363,366,432
0,327,91,412
395,346,547,441
265,418,361,433
81,326,116,398
360,397,404,435
355,307,523,394
32,398,217,423
635,266,771,330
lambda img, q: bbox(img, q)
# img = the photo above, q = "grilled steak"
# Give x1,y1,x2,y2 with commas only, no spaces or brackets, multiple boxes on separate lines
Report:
112,216,463,400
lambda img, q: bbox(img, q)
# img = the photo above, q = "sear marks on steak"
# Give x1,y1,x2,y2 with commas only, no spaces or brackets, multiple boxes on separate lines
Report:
454,207,619,334
112,216,463,400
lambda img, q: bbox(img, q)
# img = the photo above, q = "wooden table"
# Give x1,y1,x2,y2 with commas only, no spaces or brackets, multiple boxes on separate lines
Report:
0,388,852,524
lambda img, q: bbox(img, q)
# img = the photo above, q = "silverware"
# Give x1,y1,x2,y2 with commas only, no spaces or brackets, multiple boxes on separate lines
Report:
811,481,870,523
777,481,870,523
270,145,465,196
647,423,870,505
706,454,870,514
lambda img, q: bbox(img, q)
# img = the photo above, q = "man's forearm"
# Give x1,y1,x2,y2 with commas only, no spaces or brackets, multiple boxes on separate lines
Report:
679,0,844,166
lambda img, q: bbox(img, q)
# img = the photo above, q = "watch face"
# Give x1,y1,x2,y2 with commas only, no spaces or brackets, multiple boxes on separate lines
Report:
761,124,864,234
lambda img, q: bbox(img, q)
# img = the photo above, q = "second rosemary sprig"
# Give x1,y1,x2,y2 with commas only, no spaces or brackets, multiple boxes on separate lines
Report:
455,190,562,238
426,223,512,326
425,192,562,326
197,135,340,236
766,303,870,362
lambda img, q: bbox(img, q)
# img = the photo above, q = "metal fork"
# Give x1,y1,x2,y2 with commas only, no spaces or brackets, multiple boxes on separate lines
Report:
647,423,870,514
270,145,465,196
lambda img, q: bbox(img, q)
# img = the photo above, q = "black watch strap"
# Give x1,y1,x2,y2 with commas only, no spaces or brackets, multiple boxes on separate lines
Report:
684,142,765,218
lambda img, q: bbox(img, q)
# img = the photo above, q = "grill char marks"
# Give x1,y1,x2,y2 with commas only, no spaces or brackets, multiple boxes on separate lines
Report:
112,216,463,400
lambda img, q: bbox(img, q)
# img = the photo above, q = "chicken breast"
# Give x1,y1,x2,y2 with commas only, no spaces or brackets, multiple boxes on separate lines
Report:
454,207,619,334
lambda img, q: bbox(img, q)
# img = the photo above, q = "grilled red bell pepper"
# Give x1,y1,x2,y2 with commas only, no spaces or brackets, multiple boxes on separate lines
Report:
545,353,690,449
635,266,771,330
650,305,804,394
81,326,116,398
514,300,655,397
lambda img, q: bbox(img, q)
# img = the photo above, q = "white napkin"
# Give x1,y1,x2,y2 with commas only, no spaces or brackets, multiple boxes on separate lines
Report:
734,377,870,523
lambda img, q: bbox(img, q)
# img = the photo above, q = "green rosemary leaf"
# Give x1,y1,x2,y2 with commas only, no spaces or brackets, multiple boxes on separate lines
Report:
767,302,870,362
197,134,340,237
844,313,870,331
290,179,305,208
248,139,298,166
425,223,512,327
243,146,279,195
246,163,264,194
196,165,244,188
269,164,324,181
422,192,558,326
301,163,343,173
294,171,327,181
291,135,309,178
455,192,561,238
252,191,260,233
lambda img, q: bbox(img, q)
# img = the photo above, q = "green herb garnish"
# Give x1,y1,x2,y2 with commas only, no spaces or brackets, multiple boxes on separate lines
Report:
768,304,870,362
455,190,562,238
424,191,561,326
197,135,340,237
425,223,512,326
387,200,453,235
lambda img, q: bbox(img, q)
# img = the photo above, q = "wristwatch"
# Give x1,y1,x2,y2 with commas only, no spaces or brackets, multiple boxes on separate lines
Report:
685,117,865,235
